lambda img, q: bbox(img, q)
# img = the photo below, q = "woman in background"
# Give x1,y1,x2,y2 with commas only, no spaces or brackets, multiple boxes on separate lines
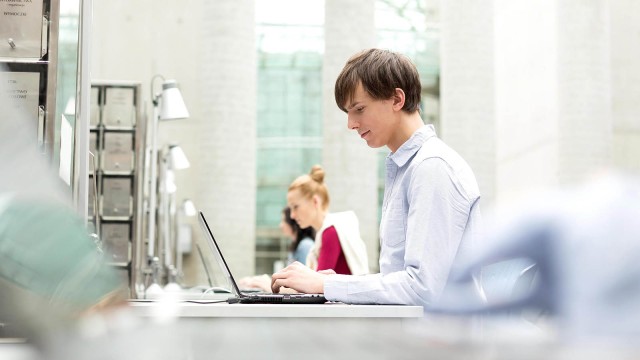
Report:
281,206,315,265
287,165,369,275
238,207,316,291
241,165,369,291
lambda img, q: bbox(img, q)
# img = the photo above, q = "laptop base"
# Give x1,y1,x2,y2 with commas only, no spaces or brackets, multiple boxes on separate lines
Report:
230,293,326,304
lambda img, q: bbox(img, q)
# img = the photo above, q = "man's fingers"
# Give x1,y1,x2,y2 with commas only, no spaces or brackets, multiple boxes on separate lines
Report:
272,270,288,280
271,278,286,293
271,272,281,293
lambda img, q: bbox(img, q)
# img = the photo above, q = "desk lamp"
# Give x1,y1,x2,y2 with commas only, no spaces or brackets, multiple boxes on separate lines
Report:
146,77,189,268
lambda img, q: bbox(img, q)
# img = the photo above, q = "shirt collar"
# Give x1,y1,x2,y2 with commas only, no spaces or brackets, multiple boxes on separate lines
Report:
388,124,436,167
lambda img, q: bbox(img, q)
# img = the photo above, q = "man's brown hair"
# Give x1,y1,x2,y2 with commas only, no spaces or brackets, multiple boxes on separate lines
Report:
334,48,421,113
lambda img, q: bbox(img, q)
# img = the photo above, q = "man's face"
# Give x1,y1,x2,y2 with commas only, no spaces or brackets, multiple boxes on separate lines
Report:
286,189,317,230
344,83,398,149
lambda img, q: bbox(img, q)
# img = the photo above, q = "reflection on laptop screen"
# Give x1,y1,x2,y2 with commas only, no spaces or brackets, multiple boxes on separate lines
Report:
198,211,326,304
198,212,243,298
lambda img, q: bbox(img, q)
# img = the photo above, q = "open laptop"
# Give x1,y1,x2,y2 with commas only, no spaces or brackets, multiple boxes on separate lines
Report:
198,211,326,304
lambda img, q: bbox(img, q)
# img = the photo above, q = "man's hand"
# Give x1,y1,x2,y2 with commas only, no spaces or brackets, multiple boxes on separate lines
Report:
271,262,329,294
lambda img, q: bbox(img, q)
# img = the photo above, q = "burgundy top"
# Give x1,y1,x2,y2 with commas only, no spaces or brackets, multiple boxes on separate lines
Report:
316,225,351,275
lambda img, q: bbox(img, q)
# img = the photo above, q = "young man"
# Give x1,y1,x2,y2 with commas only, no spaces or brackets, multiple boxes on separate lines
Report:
271,48,482,308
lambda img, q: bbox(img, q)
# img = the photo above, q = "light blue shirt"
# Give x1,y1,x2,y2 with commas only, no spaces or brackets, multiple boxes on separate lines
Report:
289,237,314,265
324,124,482,308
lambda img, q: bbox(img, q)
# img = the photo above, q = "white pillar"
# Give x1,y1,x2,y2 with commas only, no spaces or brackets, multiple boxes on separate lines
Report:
440,0,496,206
493,0,560,203
441,1,613,207
194,0,257,279
324,0,378,271
494,0,611,204
610,0,640,174
556,0,612,184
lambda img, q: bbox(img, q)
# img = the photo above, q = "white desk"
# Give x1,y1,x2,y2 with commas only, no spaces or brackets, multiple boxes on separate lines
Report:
128,301,423,318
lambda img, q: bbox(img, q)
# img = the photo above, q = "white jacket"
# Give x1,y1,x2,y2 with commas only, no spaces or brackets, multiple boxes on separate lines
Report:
306,211,369,275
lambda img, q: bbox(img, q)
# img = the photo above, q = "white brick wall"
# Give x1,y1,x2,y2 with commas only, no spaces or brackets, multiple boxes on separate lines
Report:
440,0,497,206
610,0,640,173
442,0,620,208
494,0,612,204
494,0,560,204
556,0,612,185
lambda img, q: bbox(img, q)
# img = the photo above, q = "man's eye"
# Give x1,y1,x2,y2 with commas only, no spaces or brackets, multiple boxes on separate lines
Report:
357,107,364,112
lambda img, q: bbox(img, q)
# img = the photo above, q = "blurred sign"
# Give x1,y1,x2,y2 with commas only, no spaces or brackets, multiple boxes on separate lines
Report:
0,71,40,124
102,131,134,173
101,222,131,264
103,87,135,128
0,0,46,59
101,177,133,219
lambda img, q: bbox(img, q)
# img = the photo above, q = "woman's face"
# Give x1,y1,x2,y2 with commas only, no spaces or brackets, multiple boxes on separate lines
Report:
279,214,295,240
287,189,318,230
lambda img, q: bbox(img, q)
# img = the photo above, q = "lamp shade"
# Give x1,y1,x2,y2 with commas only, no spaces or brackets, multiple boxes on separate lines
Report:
160,80,189,120
182,199,196,217
168,144,190,170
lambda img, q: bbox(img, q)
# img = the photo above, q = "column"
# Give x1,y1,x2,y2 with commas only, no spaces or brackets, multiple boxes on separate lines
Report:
556,0,612,184
610,0,640,173
194,0,257,278
323,0,378,270
494,0,611,203
440,0,497,206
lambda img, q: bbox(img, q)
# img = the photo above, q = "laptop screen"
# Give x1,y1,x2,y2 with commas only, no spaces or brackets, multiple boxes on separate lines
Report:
198,211,244,298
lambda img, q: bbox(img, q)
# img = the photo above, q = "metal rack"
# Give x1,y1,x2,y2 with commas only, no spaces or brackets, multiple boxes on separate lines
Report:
89,81,146,297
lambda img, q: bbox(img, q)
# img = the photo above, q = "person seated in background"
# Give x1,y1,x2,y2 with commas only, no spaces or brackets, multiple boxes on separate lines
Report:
281,206,315,265
239,206,317,291
240,169,369,292
287,165,369,276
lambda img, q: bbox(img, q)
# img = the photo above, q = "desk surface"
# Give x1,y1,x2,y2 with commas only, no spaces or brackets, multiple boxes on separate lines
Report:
128,301,423,318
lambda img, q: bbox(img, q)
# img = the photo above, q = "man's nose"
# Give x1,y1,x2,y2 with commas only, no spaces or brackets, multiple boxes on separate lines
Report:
347,115,358,130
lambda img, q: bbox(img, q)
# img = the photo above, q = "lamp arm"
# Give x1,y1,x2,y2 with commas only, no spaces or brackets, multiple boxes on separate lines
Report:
150,74,166,106
147,103,160,259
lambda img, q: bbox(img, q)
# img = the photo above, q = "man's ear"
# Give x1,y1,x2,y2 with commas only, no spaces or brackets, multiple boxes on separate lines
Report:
392,88,406,111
